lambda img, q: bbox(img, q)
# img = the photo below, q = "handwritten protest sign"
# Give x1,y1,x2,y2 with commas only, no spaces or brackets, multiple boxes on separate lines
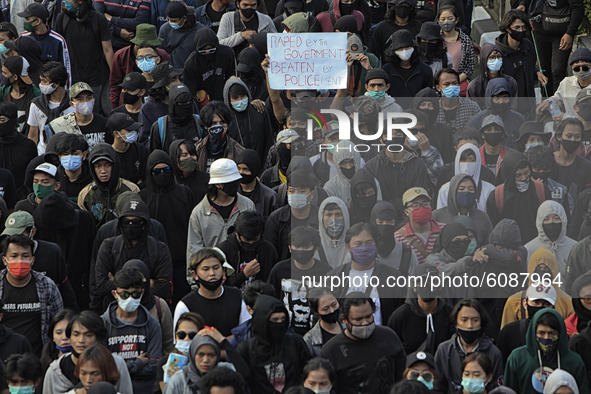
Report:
267,33,347,90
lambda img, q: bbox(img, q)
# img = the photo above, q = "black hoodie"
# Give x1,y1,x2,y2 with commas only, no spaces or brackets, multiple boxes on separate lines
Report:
94,197,173,308
236,47,268,101
486,151,548,243
168,139,210,204
182,27,236,101
348,167,379,225
237,295,311,393
139,150,194,267
0,113,37,199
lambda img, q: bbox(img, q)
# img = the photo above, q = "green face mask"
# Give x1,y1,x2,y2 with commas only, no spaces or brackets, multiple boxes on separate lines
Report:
465,240,477,255
23,19,38,32
33,183,56,199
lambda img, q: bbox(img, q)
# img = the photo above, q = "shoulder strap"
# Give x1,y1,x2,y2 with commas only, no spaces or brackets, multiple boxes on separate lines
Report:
328,11,336,26
495,184,505,213
533,179,546,204
158,116,167,147
399,244,412,276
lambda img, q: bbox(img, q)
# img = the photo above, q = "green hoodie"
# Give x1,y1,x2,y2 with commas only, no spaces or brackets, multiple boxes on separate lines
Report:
504,308,588,394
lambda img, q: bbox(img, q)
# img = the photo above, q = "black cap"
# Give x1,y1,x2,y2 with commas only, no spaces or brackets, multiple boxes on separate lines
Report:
406,351,436,369
365,68,390,84
106,113,142,133
151,62,182,89
165,1,188,18
17,2,49,20
118,72,147,90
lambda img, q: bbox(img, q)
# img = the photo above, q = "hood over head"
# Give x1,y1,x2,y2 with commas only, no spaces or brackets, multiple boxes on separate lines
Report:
33,191,76,229
183,334,221,389
543,369,579,394
435,221,467,251
454,143,481,185
236,149,262,177
145,149,175,191
88,143,120,191
168,139,188,180
479,43,503,76
525,308,568,358
168,83,194,124
410,87,440,124
369,200,397,255
571,272,591,330
536,200,568,246
489,218,522,249
332,140,361,177
223,78,252,110
349,167,378,208
318,196,350,265
287,155,314,176
501,150,530,192
194,27,218,51
250,32,268,62
252,295,288,345
122,259,155,310
447,173,477,213
237,47,263,74
282,12,309,32
484,78,512,110
334,15,359,34
527,246,559,283
453,215,480,244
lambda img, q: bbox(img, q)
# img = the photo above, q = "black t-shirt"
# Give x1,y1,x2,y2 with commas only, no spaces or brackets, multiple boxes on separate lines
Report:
116,143,148,185
321,326,338,344
582,129,591,152
59,354,80,385
209,196,236,220
206,2,226,32
59,12,111,85
442,106,458,121
1,276,42,355
112,105,141,122
484,152,499,173
398,66,414,81
243,13,259,30
79,114,108,149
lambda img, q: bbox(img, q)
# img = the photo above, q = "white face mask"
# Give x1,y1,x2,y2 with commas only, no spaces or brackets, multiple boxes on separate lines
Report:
304,386,332,394
175,339,191,354
395,47,414,61
40,82,57,95
117,295,142,312
458,162,478,177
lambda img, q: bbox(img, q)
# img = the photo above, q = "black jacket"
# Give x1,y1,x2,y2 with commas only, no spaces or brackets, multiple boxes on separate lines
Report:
33,239,78,310
569,320,591,392
0,131,37,199
168,139,210,205
0,325,31,363
264,204,320,261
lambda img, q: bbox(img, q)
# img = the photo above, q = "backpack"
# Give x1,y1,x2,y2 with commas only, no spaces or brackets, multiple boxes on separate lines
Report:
157,114,203,147
494,179,545,213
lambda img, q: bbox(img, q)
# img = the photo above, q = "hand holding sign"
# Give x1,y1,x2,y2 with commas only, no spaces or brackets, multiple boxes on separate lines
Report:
267,33,348,90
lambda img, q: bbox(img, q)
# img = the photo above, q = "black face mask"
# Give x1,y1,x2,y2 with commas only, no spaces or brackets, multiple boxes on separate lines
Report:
173,103,193,120
577,103,591,121
340,2,356,14
153,172,171,187
320,308,340,324
221,180,240,197
340,165,355,179
446,239,470,260
527,304,545,320
123,92,140,105
208,128,227,155
198,276,223,291
391,136,406,147
376,224,396,243
484,132,504,147
277,143,291,168
420,41,439,60
560,139,580,154
395,5,411,18
492,101,511,114
291,249,315,264
543,222,562,241
531,171,551,183
121,221,144,241
268,320,289,342
0,118,17,137
239,171,256,184
239,238,259,252
457,327,482,344
355,194,377,211
509,28,526,41
240,7,256,18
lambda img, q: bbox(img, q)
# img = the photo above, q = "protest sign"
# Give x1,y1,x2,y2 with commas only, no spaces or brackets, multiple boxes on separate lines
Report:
267,33,347,90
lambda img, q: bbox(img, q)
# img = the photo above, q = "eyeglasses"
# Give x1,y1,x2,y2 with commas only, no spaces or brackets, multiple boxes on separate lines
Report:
581,296,591,304
406,201,431,209
408,372,433,382
137,55,157,61
117,290,142,300
152,166,171,175
573,65,590,73
198,48,217,55
176,330,198,340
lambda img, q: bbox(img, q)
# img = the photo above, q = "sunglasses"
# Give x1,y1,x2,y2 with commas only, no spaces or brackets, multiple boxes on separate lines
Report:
581,296,591,303
117,290,142,300
176,330,198,340
408,372,433,382
152,166,171,175
198,48,217,55
573,65,590,73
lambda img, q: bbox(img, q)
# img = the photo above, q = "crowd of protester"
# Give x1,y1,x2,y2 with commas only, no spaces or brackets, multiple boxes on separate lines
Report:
0,0,588,391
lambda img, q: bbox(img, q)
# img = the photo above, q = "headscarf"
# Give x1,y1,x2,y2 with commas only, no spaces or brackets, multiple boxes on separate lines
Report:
182,335,221,391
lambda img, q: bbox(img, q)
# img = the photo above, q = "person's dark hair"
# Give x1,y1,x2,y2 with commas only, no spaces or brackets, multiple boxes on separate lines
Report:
341,292,376,320
453,127,482,146
66,311,108,341
434,68,460,86
461,352,493,376
199,366,247,394
345,222,374,245
199,101,231,128
290,107,308,124
74,344,120,385
307,287,337,314
436,4,460,24
459,149,476,162
41,309,76,366
536,311,561,332
384,41,421,68
288,169,316,190
137,42,159,55
2,234,34,255
40,61,68,87
236,0,257,5
234,211,264,240
390,379,430,394
289,225,321,248
228,83,249,101
54,133,89,155
0,22,18,40
113,267,144,289
404,109,429,127
5,353,42,383
175,312,205,332
499,9,530,32
450,298,489,329
243,280,277,308
526,145,555,172
189,247,225,271
303,358,336,384
556,118,584,138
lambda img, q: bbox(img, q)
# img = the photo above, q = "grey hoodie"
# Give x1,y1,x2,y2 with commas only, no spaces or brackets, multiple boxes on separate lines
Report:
543,369,579,394
323,140,362,208
318,196,350,269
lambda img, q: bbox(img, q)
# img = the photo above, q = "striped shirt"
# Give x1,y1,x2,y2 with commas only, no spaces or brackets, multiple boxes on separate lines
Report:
21,29,72,88
395,220,445,265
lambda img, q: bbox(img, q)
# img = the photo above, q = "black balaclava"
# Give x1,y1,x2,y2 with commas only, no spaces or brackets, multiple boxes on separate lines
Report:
0,102,18,143
236,148,261,183
369,201,397,256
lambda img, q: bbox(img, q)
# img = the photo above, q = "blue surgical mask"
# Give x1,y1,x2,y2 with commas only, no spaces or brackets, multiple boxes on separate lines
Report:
525,141,544,151
175,339,191,354
9,386,35,394
0,44,8,55
231,97,249,112
441,85,460,98
487,58,503,72
0,74,10,86
138,58,156,74
60,155,83,171
121,130,138,144
418,376,434,390
64,0,78,12
465,240,477,255
169,22,181,29
117,295,142,312
461,377,486,394
56,343,73,353
367,90,386,99
317,89,328,95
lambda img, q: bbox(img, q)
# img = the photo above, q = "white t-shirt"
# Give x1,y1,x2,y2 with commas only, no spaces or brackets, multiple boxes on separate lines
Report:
27,100,75,155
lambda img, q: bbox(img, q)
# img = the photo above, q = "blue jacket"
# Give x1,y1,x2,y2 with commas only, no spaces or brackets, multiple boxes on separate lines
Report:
196,0,235,31
20,30,72,87
151,0,197,30
94,0,151,49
